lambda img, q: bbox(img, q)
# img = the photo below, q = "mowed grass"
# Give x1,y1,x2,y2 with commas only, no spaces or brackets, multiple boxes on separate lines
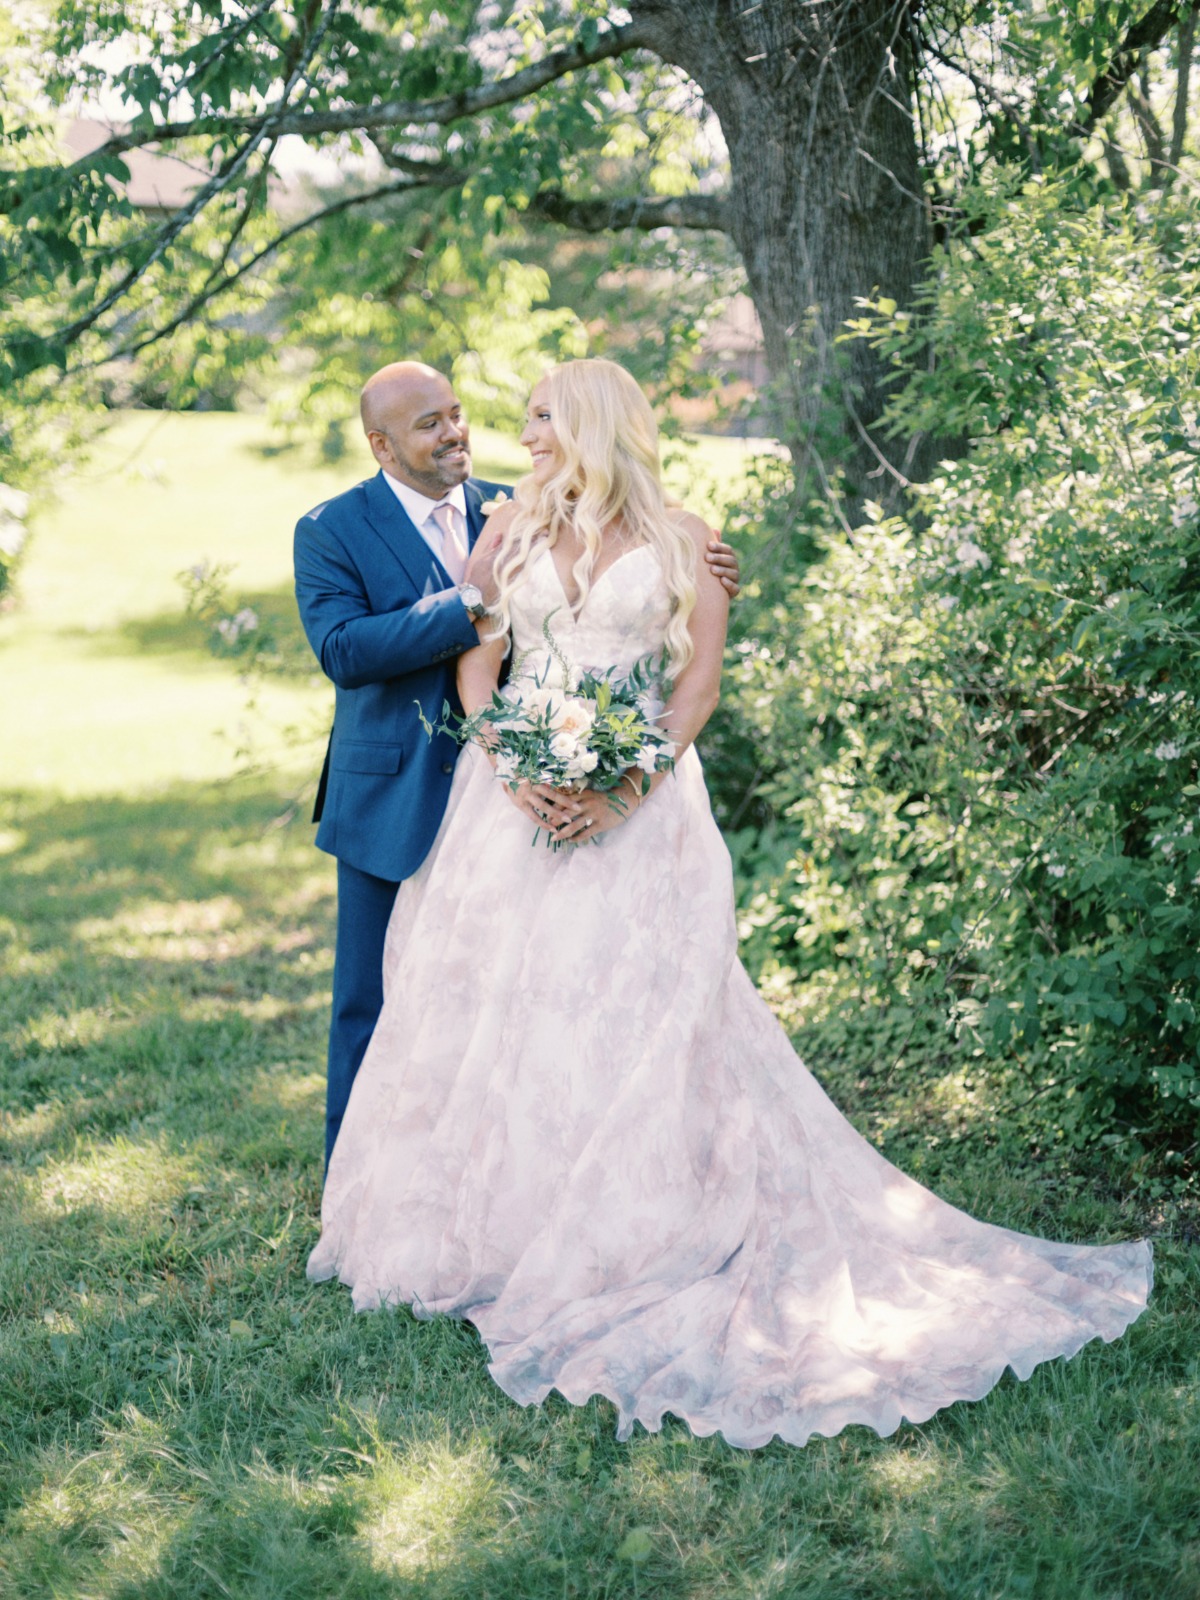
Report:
1,412,1199,1599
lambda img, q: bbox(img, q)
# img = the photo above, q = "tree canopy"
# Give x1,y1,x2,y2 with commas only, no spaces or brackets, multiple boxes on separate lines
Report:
2,1,1196,493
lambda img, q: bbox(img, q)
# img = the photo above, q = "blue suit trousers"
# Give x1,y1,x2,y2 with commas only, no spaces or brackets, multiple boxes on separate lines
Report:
326,858,400,1169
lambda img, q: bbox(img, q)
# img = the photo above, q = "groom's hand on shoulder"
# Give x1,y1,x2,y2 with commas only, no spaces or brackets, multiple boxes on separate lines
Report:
470,495,517,569
704,537,741,599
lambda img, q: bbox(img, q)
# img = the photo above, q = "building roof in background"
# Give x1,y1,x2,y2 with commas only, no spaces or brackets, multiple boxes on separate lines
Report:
64,119,205,210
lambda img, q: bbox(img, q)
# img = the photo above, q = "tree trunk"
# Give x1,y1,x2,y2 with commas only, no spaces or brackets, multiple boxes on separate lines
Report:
630,0,931,499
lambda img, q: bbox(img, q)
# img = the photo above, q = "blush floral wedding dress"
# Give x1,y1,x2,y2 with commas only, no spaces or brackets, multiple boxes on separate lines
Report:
307,543,1152,1449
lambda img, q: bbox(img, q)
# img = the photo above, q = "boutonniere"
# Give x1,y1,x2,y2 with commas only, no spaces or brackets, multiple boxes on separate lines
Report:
479,490,512,516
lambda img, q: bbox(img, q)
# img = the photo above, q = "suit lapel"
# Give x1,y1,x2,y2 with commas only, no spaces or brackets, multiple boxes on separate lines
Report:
364,472,497,591
362,471,448,595
464,480,486,551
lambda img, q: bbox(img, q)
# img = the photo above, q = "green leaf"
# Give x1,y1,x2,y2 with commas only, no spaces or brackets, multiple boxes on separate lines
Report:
616,1528,654,1562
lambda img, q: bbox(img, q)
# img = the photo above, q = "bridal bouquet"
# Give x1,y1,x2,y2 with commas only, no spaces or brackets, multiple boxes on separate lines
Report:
424,624,676,827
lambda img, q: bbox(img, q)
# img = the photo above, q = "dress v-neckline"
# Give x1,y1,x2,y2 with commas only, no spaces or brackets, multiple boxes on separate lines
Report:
539,542,654,622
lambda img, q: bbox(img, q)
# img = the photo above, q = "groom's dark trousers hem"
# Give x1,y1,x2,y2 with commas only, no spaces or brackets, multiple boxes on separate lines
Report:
326,858,400,1171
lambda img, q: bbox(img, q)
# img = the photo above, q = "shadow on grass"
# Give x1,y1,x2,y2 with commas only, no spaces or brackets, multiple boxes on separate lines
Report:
59,581,321,681
2,782,1198,1598
0,780,332,1160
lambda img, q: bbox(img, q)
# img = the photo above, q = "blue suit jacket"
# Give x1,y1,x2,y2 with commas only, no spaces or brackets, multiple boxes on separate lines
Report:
294,470,506,882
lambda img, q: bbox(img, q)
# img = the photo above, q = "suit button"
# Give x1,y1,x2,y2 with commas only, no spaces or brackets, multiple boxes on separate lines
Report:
441,761,454,774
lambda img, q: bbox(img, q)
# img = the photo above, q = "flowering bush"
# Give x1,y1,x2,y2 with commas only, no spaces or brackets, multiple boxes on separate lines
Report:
712,174,1200,1147
0,482,28,598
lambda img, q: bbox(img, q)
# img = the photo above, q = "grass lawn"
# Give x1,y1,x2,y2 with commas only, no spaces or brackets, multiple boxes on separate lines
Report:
1,412,1197,1598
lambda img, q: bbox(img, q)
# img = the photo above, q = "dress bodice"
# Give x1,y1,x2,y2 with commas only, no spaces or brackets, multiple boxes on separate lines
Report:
508,545,672,688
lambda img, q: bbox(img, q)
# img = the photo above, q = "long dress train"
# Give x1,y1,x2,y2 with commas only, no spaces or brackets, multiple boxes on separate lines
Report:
307,544,1151,1450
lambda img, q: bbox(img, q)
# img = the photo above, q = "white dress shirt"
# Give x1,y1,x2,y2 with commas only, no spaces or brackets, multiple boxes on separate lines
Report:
380,471,468,572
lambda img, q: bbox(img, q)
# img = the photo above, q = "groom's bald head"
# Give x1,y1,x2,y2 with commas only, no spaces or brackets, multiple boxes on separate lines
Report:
360,361,471,496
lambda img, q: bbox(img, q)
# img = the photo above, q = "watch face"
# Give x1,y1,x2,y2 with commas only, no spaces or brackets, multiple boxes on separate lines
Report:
461,584,482,607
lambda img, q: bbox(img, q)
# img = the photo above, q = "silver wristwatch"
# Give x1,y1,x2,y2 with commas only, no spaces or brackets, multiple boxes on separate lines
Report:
458,582,488,622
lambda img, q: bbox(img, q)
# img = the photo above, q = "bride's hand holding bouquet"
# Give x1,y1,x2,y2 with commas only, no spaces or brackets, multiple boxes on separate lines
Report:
447,641,676,848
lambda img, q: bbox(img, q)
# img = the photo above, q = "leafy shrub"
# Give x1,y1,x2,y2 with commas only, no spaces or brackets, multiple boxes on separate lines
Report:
711,174,1200,1146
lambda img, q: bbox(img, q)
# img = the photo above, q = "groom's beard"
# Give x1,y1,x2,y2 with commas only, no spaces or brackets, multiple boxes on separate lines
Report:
433,440,471,481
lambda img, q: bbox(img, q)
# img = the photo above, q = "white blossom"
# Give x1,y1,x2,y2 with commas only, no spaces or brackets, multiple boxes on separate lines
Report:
1154,740,1183,761
0,519,26,559
548,695,596,738
955,539,991,572
216,608,259,645
1047,864,1066,879
0,481,28,558
549,730,582,762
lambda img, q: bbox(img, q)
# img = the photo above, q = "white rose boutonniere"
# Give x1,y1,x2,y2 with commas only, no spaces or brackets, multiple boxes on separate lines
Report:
479,490,513,516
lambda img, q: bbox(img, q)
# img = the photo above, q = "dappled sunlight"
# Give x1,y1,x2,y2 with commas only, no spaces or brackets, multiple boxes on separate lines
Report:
74,895,256,965
171,982,330,1028
1,1098,68,1152
231,989,324,1025
248,1067,323,1113
865,1442,949,1501
358,1434,511,1577
0,825,25,855
38,1133,206,1221
15,1000,123,1057
11,835,91,876
3,1409,194,1595
619,1432,720,1535
0,939,60,981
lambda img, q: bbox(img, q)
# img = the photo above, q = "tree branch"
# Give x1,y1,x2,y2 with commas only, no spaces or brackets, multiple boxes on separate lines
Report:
1129,61,1168,167
81,173,458,373
921,38,1042,172
1075,0,1182,135
1170,2,1197,167
527,187,730,233
49,2,340,353
50,21,652,170
1102,120,1135,189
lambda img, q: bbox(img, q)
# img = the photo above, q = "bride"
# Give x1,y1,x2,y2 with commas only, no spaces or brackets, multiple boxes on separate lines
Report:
307,357,1151,1450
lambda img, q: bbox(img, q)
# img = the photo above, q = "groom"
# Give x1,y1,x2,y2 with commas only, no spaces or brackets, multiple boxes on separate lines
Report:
295,360,739,1167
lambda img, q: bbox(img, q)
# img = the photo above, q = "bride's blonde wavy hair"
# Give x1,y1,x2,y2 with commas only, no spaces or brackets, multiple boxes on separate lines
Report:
490,358,697,678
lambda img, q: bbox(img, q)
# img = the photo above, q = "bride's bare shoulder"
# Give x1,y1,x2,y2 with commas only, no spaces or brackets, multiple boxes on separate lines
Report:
666,504,716,549
480,493,519,542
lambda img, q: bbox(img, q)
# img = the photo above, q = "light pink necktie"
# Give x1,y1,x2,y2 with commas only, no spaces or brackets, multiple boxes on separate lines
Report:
429,501,467,582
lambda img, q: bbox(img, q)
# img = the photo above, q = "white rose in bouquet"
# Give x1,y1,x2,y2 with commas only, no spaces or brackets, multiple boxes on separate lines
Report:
634,741,673,774
562,748,601,783
549,731,582,762
548,696,597,738
513,683,562,721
